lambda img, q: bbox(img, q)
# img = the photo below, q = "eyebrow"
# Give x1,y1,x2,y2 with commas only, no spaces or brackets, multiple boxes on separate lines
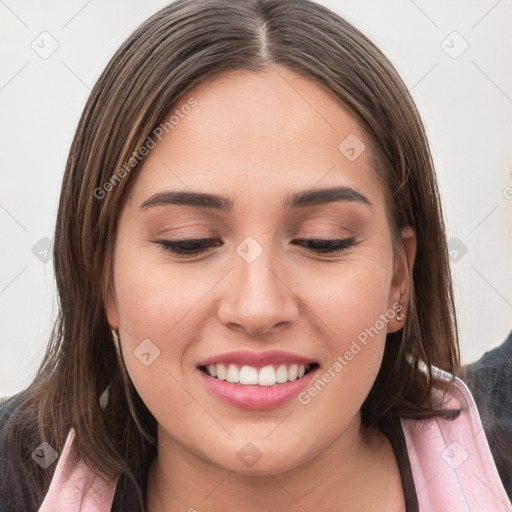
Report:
139,186,372,212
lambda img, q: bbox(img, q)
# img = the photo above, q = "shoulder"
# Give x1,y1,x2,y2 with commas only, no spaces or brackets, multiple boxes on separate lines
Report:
400,368,512,511
468,329,512,366
0,392,51,512
464,330,512,411
0,394,25,511
461,331,512,502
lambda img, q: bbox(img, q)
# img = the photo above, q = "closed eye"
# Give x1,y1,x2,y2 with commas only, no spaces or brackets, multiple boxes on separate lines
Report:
155,237,357,257
156,238,222,256
293,237,356,253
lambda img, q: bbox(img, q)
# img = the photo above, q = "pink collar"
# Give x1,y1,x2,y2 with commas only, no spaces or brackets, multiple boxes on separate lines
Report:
402,370,511,511
38,427,117,511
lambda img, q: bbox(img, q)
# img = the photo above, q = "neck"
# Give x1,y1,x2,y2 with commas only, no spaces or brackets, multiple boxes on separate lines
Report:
145,414,404,512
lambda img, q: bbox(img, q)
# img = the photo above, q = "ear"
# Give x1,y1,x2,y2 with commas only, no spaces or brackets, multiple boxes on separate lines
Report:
387,226,416,333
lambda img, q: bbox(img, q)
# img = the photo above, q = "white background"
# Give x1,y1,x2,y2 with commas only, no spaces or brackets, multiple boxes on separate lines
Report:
1,0,511,397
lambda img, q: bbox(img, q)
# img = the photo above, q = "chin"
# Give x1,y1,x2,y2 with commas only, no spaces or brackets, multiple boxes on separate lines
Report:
209,437,317,476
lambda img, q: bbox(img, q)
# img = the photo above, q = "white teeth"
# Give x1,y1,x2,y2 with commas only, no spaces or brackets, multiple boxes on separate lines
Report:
276,364,288,383
226,364,239,383
288,364,298,381
204,362,313,385
239,365,258,385
216,364,227,380
258,365,277,386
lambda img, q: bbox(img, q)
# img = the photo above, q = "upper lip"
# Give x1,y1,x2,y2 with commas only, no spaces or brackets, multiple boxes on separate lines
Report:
197,350,316,368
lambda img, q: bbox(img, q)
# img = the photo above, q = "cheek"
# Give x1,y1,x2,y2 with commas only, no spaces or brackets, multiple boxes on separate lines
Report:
112,240,221,338
111,247,210,413
300,248,394,345
295,252,394,410
111,240,249,429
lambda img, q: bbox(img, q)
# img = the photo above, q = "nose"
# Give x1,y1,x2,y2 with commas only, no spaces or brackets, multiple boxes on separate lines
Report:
217,243,300,336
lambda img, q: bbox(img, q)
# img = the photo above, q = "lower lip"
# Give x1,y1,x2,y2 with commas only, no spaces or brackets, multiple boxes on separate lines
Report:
198,367,318,410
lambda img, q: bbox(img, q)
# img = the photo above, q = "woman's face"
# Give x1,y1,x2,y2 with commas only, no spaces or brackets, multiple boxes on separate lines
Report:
107,66,415,475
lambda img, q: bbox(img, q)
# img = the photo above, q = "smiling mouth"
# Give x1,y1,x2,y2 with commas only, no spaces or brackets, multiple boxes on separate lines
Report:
198,363,319,386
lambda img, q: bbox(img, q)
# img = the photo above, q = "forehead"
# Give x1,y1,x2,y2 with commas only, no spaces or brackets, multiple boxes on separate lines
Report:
125,66,386,214
166,66,364,155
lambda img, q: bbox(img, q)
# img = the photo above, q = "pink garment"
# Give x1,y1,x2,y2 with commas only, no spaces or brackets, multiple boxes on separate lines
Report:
38,427,117,512
402,368,512,511
39,370,512,511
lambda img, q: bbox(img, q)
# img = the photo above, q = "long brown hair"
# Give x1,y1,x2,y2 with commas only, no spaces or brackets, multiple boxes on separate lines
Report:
0,0,459,510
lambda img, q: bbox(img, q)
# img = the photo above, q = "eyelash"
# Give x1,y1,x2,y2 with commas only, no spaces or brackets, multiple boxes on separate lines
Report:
156,237,356,256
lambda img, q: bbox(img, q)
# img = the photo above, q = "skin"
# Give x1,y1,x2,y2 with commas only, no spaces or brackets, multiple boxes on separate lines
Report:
107,66,416,511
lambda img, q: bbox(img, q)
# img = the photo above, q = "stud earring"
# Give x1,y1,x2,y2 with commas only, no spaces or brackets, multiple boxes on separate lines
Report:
396,304,405,322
